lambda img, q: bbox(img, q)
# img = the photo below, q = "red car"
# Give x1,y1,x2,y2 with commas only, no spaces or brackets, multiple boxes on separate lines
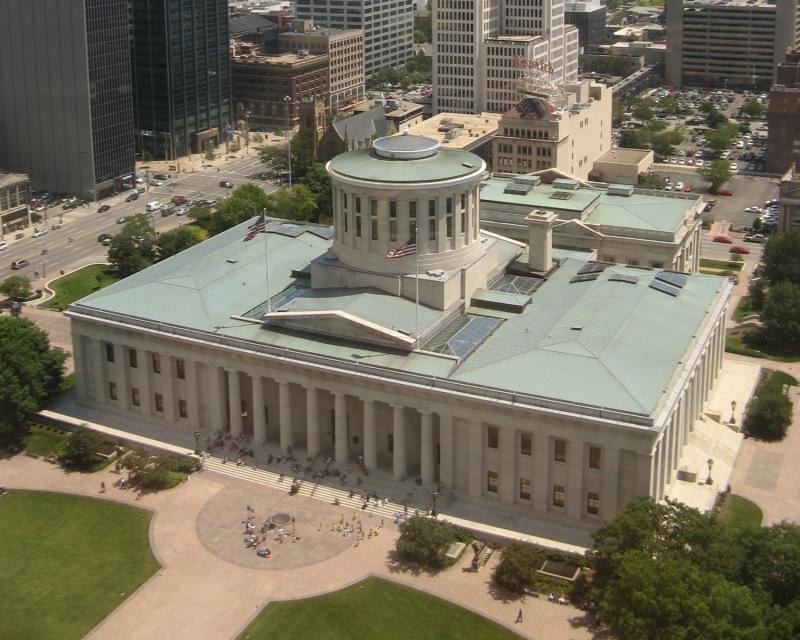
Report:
730,246,750,254
682,185,694,192
713,235,733,244
718,189,734,196
171,195,188,205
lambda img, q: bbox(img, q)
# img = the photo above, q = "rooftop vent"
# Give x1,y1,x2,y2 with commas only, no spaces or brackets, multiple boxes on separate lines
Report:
552,178,579,191
550,190,573,201
504,182,533,195
607,184,634,197
513,174,541,186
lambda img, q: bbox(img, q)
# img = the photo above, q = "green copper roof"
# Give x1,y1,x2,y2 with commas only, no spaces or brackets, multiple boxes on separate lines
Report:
327,147,484,183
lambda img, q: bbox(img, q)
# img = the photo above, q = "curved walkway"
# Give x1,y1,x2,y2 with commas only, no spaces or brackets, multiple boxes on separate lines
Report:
0,455,597,640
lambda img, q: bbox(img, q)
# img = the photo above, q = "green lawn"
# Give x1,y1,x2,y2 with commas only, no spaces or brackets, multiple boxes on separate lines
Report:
239,577,522,640
42,264,118,311
699,258,743,272
0,491,159,640
719,494,763,530
734,295,755,322
23,429,67,457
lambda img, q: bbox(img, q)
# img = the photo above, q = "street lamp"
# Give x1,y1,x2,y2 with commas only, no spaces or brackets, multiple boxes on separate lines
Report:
706,458,714,485
729,400,737,424
430,490,439,517
284,96,292,189
194,431,200,455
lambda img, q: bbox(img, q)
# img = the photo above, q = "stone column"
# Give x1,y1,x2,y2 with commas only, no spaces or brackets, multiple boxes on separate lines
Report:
567,439,584,519
227,369,242,437
499,427,516,504
392,404,407,480
306,386,320,457
115,344,130,410
420,410,434,485
533,434,549,512
211,365,227,432
252,375,266,444
362,398,376,470
334,392,348,464
467,421,482,497
601,447,619,521
91,339,105,403
278,380,293,451
438,414,454,491
140,350,153,416
184,360,199,423
72,335,87,400
163,356,177,423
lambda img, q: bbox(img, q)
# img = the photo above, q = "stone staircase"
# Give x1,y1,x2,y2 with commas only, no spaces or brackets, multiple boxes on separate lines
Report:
203,456,432,519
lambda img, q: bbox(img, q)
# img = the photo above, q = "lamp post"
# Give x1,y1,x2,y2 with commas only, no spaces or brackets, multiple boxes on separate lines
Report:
729,400,737,424
284,95,292,189
430,490,438,517
706,458,714,485
194,431,200,455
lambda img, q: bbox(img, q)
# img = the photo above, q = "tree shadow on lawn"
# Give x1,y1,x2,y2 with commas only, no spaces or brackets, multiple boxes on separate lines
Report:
384,548,445,578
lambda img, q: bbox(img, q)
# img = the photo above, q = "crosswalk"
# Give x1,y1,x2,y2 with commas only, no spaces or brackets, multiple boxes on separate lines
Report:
203,456,429,520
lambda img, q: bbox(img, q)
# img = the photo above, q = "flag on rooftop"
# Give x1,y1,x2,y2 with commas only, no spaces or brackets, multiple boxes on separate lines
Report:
387,240,417,259
244,214,266,241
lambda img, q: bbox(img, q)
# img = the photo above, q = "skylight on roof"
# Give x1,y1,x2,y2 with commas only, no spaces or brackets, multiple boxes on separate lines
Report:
424,314,502,360
570,273,600,284
504,182,533,195
655,271,688,289
577,263,607,275
550,191,573,200
608,273,639,284
649,279,680,297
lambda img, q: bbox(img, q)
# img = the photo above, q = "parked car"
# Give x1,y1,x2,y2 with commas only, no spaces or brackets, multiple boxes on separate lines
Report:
171,195,188,205
744,234,765,243
718,189,734,196
0,240,8,251
97,233,112,243
675,181,685,190
682,185,694,192
730,246,750,254
126,193,139,202
713,235,733,244
11,259,29,269
176,207,189,216
98,204,111,213
219,180,233,188
32,228,48,238
729,162,738,171
116,216,129,224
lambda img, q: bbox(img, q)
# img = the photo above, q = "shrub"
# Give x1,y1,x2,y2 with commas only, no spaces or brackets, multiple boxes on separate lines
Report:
395,515,469,568
494,542,542,593
59,429,103,470
744,373,793,441
122,451,198,492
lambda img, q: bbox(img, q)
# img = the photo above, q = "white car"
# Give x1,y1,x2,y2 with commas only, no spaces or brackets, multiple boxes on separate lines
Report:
729,162,738,171
176,207,189,216
32,228,48,238
0,240,8,251
675,181,685,190
696,159,705,167
665,184,674,191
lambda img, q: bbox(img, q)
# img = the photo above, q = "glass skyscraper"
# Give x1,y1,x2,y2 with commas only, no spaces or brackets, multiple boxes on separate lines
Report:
132,0,231,160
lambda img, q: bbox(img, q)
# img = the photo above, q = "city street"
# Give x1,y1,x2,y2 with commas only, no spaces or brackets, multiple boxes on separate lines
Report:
0,152,275,283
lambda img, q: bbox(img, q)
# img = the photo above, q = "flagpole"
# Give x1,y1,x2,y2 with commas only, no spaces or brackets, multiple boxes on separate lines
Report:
263,208,271,314
415,225,420,348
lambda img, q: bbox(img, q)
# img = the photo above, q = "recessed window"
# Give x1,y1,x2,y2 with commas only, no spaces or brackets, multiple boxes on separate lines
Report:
387,433,394,454
128,349,137,368
460,193,466,210
487,425,499,449
520,433,532,456
356,214,362,238
553,485,565,508
131,388,140,407
176,358,185,380
389,201,397,241
179,399,187,419
105,343,115,363
355,196,361,213
152,353,161,374
446,197,453,214
408,201,417,239
554,439,567,463
370,200,378,240
108,381,117,400
519,477,531,501
587,491,600,515
487,470,499,493
589,446,602,470
155,393,164,413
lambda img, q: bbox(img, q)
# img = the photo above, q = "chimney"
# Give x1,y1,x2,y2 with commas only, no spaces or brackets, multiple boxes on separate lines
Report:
525,210,557,273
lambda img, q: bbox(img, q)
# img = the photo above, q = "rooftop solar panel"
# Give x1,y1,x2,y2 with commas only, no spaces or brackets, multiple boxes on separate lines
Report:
608,273,639,284
656,271,688,289
570,273,600,283
577,263,606,275
649,280,680,297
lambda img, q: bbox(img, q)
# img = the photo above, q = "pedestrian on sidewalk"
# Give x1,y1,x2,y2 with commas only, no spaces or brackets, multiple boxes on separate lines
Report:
100,481,106,493
516,608,523,623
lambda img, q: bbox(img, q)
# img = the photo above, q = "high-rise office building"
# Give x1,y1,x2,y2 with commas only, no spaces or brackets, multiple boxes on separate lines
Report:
433,0,580,114
565,1,608,53
0,0,135,199
295,0,414,77
767,48,800,174
132,0,232,160
666,0,800,89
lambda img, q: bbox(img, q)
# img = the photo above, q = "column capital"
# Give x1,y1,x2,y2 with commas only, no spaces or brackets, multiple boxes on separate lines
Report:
419,408,433,416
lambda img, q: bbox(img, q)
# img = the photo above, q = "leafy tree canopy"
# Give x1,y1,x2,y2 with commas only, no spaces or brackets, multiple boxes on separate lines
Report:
156,225,208,260
698,159,733,193
108,213,157,277
396,515,469,568
759,281,800,355
60,429,103,471
762,231,800,286
0,276,32,302
0,317,65,446
300,162,333,222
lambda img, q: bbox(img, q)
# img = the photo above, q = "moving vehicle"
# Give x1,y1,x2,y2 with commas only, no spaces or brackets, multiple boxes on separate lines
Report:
97,233,112,243
718,189,734,196
171,195,188,205
0,240,8,251
126,193,139,202
146,201,162,212
116,216,129,224
730,246,750,254
32,228,48,238
713,235,733,244
11,259,29,269
744,234,765,243
219,180,233,188
98,204,111,212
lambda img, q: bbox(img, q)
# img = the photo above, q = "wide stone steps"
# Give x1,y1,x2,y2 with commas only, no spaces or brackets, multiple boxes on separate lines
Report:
203,457,413,519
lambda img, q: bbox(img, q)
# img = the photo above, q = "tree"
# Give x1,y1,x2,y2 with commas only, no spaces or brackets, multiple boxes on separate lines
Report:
395,515,468,568
701,102,728,129
659,96,681,115
493,542,542,593
705,124,738,155
204,149,216,161
367,65,402,89
0,276,32,302
0,317,65,446
60,429,103,470
156,225,208,260
638,174,666,190
698,159,733,193
612,99,626,127
208,183,272,236
413,16,432,43
301,163,333,221
259,143,289,173
268,185,318,222
760,281,800,353
187,207,214,231
123,450,171,491
108,213,158,277
290,130,316,178
761,231,800,286
620,129,649,149
732,524,800,607
632,100,655,122
740,101,767,118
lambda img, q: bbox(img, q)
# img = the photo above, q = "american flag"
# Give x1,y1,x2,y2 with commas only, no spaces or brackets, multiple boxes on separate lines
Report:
387,240,417,259
244,214,267,241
